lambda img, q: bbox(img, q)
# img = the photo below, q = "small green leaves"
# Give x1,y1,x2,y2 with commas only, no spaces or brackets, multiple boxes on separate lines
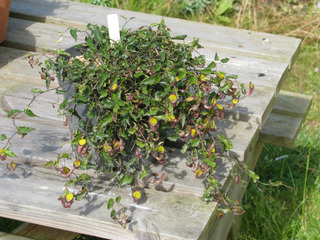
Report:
217,134,233,151
56,50,71,56
70,28,78,41
3,148,17,158
119,174,135,186
7,109,22,117
0,134,6,141
248,170,260,183
31,88,44,94
25,108,37,117
17,126,35,134
107,198,115,210
172,35,187,40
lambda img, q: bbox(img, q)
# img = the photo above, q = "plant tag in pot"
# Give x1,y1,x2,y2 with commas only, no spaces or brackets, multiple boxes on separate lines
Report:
107,14,120,44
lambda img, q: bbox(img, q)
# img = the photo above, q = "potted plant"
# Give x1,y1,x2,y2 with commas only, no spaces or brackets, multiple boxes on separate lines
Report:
2,19,254,224
0,0,11,44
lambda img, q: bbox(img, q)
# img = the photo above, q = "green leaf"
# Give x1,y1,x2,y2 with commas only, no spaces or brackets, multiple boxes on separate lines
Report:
119,174,135,186
17,126,35,134
214,53,219,61
31,88,44,94
139,170,149,180
160,51,165,62
110,209,116,218
107,198,114,209
221,58,229,63
219,82,231,91
4,148,17,158
80,152,92,169
70,28,78,41
56,89,67,95
115,196,121,203
56,50,71,56
199,68,212,75
128,127,137,135
93,28,103,43
145,107,158,116
207,61,216,69
154,115,169,121
167,134,179,142
180,113,186,127
248,170,260,183
190,139,200,147
0,134,6,141
217,134,233,151
141,76,157,85
226,74,238,80
78,173,92,182
7,109,23,117
45,161,54,167
216,0,234,16
181,143,188,154
202,158,216,168
207,176,219,186
172,35,187,40
25,108,37,117
75,190,88,201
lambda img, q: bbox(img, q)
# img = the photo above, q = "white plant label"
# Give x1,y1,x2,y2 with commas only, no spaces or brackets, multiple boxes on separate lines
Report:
107,14,120,43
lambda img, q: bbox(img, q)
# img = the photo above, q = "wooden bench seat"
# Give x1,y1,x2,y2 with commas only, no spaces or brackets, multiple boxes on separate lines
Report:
259,90,312,147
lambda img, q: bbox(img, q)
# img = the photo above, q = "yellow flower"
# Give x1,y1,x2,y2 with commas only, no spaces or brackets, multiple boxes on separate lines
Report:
210,120,215,129
211,98,216,105
195,169,203,178
232,98,238,105
216,104,224,110
200,74,206,81
132,190,141,200
149,117,158,126
168,93,178,104
186,96,195,102
104,144,112,152
110,83,118,91
10,162,16,168
203,118,209,126
65,193,74,203
168,113,175,122
157,145,165,153
191,128,197,137
79,139,86,146
217,73,224,79
73,159,81,168
114,141,119,149
175,76,180,82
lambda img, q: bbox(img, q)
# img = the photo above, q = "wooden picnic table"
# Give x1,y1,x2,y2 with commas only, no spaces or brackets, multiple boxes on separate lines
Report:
0,0,312,239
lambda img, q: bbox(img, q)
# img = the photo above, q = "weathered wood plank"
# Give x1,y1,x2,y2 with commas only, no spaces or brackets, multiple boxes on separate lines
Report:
272,90,313,118
259,91,312,147
9,0,301,68
0,162,217,240
0,47,58,87
260,113,303,147
11,223,80,240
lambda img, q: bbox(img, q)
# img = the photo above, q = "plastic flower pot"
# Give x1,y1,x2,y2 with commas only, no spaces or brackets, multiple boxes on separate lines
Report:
0,0,11,44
